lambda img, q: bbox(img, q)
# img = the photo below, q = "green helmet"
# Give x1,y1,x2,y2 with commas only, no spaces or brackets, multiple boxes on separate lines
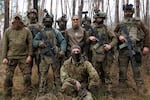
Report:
56,15,67,23
123,4,134,13
93,11,107,19
27,9,37,17
42,13,54,23
82,16,91,24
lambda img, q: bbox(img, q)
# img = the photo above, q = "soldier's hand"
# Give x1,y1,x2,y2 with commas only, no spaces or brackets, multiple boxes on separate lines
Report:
39,40,46,48
89,36,98,42
119,35,126,42
104,44,112,51
26,56,32,63
75,81,81,91
2,58,8,64
58,51,65,58
142,47,149,55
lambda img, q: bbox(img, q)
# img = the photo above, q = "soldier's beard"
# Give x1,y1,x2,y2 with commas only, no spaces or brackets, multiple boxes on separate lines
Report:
96,20,103,25
12,21,24,30
59,24,66,30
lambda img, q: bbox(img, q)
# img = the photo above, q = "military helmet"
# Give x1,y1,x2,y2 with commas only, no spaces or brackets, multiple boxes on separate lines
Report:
82,16,91,23
27,8,37,16
123,4,134,12
93,11,107,19
56,15,67,23
42,13,54,23
13,14,22,21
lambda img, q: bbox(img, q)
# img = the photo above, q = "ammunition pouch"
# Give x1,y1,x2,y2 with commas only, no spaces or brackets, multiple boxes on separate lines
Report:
92,46,105,62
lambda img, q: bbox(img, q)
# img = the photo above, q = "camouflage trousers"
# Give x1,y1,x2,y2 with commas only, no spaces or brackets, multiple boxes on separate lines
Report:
92,60,112,85
118,51,143,87
28,54,40,86
4,58,32,98
61,81,93,100
38,56,61,95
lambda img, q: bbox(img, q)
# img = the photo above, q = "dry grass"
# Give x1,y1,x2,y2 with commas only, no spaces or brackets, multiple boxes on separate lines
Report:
0,55,150,100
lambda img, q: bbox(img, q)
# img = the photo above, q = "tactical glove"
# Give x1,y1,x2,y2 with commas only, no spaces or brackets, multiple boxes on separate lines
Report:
39,40,46,48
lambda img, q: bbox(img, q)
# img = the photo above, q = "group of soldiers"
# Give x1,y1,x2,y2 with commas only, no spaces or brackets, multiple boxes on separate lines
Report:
2,3,150,100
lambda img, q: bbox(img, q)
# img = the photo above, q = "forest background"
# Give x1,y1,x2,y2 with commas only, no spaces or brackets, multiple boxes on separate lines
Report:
0,0,150,100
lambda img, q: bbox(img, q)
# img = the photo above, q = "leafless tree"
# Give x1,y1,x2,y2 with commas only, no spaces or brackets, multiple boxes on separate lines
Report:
78,0,84,24
4,0,9,31
27,0,32,10
72,0,76,16
135,0,140,17
145,0,149,26
33,0,38,20
115,0,119,24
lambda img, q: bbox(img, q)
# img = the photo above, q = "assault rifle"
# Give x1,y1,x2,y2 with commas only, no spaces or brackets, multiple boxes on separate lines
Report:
92,31,106,49
119,25,136,58
40,32,59,67
82,11,88,19
119,25,139,71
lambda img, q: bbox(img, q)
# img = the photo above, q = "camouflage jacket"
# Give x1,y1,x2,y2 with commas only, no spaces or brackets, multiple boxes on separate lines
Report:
33,28,67,53
114,17,150,50
2,27,33,59
60,57,100,89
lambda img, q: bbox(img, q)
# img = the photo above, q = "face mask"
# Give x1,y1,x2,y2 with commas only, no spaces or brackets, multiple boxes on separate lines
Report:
72,53,81,62
43,21,52,28
59,23,66,30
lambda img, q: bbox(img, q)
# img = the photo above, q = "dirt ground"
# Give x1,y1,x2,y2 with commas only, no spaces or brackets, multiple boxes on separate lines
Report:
0,55,150,100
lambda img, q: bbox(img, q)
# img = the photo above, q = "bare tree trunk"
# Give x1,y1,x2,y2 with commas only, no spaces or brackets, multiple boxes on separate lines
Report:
123,0,125,4
54,0,59,28
27,0,32,10
101,0,104,11
126,0,129,4
72,0,76,16
61,0,64,15
115,0,119,24
97,0,101,9
78,0,83,25
4,0,9,31
145,0,149,26
64,0,67,15
50,0,53,13
39,0,45,23
135,0,140,17
16,0,18,14
33,0,38,20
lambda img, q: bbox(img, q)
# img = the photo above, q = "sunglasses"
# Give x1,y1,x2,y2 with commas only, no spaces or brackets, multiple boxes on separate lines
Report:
72,19,79,21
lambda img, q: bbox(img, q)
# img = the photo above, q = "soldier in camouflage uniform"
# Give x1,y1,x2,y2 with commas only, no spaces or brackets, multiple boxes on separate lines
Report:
32,12,66,96
60,45,100,100
27,8,42,86
114,4,150,94
2,15,33,99
65,15,89,58
88,11,117,94
56,15,67,37
81,13,94,62
56,15,68,68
